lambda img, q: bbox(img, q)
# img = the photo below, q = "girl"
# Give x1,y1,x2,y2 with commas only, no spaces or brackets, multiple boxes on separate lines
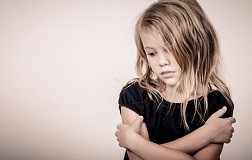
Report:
115,0,235,160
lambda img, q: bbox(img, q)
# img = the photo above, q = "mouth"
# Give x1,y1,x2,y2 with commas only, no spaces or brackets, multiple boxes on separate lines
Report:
161,71,175,75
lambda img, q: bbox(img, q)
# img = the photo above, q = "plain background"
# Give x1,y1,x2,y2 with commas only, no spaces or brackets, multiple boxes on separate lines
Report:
0,0,251,159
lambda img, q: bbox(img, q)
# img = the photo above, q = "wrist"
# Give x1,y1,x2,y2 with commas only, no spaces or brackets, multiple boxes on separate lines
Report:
128,132,142,151
202,123,214,143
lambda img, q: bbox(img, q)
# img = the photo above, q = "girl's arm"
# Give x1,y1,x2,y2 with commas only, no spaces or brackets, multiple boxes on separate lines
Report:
119,106,235,159
161,106,235,154
116,116,196,160
130,133,197,160
116,116,233,160
120,107,149,160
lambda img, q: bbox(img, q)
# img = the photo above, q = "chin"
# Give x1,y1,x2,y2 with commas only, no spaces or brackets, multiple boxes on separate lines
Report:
164,82,177,87
162,80,179,88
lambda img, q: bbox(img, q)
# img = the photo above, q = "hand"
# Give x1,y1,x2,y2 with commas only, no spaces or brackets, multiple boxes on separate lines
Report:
205,106,236,143
115,116,144,148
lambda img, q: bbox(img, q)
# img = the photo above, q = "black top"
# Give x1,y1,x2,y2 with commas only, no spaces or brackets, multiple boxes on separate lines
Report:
118,82,233,160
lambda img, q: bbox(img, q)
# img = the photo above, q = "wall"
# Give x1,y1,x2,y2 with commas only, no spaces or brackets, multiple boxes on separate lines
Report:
0,0,251,159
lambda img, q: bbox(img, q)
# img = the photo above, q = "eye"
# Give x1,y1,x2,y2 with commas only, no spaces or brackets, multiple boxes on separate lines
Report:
146,52,157,57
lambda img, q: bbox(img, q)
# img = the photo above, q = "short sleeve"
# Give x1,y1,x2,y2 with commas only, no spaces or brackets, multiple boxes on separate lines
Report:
207,91,234,118
118,82,147,116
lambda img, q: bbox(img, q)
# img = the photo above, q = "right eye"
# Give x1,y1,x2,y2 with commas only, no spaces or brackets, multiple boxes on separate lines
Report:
146,52,157,57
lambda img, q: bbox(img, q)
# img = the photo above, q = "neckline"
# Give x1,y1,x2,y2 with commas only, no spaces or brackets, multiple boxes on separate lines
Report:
162,90,218,104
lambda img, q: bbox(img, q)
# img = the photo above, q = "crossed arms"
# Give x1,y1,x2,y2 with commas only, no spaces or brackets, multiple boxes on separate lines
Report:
115,106,235,160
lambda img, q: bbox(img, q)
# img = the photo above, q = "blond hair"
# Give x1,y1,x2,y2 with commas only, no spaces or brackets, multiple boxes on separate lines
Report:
133,0,232,130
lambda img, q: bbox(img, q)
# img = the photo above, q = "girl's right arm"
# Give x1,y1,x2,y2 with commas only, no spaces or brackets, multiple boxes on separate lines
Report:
161,106,235,154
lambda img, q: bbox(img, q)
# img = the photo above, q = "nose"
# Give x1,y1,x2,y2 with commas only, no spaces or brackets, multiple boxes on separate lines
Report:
158,52,170,67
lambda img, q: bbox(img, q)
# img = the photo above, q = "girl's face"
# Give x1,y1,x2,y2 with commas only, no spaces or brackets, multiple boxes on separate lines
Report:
140,30,182,90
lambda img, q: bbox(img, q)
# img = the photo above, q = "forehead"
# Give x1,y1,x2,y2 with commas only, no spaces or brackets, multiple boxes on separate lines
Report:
140,29,165,49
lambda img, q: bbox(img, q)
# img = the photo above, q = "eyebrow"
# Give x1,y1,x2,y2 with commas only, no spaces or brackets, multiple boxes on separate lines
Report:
144,47,156,50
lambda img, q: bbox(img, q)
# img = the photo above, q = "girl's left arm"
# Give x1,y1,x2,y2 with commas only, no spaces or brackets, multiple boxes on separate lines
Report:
120,106,149,160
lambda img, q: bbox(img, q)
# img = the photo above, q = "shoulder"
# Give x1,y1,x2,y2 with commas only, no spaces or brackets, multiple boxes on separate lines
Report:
118,81,149,115
120,81,145,95
207,90,234,118
119,81,148,104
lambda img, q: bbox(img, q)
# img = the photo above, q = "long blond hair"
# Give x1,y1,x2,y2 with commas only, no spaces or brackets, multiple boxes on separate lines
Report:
133,0,232,130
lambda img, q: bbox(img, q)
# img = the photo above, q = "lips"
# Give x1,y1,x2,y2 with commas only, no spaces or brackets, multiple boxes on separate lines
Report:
161,71,175,75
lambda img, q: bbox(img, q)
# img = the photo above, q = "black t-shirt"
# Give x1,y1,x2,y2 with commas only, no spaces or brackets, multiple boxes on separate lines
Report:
118,82,233,159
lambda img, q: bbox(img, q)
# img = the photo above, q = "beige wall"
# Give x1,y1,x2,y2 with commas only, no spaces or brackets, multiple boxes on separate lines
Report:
0,0,251,159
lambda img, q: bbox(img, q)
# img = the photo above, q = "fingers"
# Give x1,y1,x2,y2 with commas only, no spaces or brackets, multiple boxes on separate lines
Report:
116,123,121,129
132,116,144,128
225,138,231,144
226,117,236,124
115,116,144,147
116,123,126,130
224,126,234,144
117,116,144,130
229,117,236,123
211,106,227,118
115,130,119,137
230,126,234,133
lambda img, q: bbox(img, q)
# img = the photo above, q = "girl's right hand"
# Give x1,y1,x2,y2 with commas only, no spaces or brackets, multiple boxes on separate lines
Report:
205,106,236,144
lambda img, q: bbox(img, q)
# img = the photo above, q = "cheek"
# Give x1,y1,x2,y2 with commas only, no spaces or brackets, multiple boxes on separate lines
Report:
177,65,182,73
148,61,158,72
173,61,182,72
176,67,182,76
147,59,153,68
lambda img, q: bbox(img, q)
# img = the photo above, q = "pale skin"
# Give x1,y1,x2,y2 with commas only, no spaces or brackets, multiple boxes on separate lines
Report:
116,106,235,160
115,30,236,160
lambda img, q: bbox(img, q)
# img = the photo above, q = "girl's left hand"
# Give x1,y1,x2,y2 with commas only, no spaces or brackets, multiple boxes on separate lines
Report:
115,116,144,148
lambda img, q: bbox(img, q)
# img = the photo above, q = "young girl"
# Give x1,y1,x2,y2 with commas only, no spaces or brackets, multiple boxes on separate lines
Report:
115,0,236,160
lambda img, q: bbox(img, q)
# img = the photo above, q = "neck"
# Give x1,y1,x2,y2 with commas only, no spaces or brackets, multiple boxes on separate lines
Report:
162,86,185,103
162,84,206,103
